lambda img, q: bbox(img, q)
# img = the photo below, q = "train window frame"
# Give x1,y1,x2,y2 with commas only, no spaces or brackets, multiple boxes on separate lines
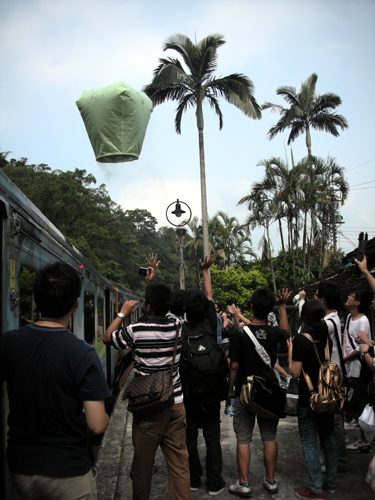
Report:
97,296,104,341
83,291,95,345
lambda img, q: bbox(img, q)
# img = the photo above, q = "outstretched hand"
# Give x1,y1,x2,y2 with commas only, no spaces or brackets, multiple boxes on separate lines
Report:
354,255,367,274
227,304,240,316
276,288,291,305
199,255,216,270
146,253,161,270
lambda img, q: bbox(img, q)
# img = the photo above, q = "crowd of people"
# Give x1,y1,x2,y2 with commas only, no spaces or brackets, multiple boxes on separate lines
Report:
1,253,374,500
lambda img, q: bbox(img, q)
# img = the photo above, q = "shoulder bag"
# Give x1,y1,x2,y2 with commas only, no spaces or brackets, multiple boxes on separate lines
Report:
123,322,179,417
301,333,346,415
239,326,286,421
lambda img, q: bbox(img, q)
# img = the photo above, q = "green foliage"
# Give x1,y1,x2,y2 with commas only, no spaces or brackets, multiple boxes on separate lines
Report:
1,154,192,293
210,264,268,315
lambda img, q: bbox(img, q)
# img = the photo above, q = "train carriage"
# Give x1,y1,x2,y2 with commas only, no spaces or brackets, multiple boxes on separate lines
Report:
0,169,141,499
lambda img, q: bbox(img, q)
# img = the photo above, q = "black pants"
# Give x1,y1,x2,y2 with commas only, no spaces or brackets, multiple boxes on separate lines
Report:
184,399,223,490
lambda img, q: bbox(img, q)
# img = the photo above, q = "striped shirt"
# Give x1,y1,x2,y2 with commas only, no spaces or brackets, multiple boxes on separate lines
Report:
111,313,183,404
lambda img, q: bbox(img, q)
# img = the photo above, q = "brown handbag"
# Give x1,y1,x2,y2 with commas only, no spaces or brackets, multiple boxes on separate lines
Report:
123,323,179,417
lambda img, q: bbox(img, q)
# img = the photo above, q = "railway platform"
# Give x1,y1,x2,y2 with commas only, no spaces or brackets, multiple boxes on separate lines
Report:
96,370,373,500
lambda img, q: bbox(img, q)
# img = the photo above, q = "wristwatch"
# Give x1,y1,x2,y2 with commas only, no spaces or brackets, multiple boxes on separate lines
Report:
117,312,125,319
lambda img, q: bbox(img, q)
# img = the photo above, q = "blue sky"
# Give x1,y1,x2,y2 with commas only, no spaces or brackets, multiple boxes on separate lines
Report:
1,0,374,258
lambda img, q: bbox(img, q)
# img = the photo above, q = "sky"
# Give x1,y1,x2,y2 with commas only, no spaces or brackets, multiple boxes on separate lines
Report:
1,0,375,260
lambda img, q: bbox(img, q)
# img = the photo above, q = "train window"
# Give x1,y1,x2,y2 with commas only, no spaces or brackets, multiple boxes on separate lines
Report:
97,297,104,341
19,267,38,327
84,291,95,344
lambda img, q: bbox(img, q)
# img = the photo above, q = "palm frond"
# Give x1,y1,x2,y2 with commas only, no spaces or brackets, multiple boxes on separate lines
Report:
163,34,197,73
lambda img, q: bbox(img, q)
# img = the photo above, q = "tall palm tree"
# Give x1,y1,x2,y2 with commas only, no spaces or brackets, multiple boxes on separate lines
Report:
143,33,262,258
262,73,348,156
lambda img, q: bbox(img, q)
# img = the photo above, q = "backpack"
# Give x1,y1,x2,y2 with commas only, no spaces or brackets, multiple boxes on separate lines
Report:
301,333,347,415
180,318,229,406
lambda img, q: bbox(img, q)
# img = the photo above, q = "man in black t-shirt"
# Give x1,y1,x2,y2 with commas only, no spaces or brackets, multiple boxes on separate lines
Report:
1,262,111,500
181,256,227,496
228,288,289,498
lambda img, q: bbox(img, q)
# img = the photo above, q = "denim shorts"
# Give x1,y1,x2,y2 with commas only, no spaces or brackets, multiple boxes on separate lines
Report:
233,397,278,444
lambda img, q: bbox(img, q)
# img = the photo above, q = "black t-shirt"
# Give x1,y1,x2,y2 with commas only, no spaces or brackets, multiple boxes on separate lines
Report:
229,324,288,398
292,326,332,407
1,324,111,477
206,300,218,338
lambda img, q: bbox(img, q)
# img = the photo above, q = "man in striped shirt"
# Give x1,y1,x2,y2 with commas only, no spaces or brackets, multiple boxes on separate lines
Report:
103,271,191,500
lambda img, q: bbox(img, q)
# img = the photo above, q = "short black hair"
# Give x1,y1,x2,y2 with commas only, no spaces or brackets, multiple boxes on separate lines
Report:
145,283,173,316
184,290,210,322
301,299,327,330
170,289,186,317
317,281,343,311
33,261,82,318
250,288,276,320
352,289,373,313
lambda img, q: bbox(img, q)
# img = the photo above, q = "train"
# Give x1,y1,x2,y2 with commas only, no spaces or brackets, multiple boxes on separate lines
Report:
0,169,142,499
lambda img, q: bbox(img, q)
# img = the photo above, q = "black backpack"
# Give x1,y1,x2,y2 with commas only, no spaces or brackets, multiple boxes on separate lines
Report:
180,318,229,406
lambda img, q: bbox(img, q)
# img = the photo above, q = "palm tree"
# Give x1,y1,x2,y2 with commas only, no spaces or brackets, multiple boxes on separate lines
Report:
238,191,277,292
143,33,262,258
262,73,348,156
213,211,253,269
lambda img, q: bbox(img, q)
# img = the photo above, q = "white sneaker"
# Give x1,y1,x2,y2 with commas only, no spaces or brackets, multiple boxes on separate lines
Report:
346,439,372,452
263,477,278,494
229,480,252,498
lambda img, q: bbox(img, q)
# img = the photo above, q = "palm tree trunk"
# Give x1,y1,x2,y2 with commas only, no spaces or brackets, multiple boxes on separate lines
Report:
266,224,276,294
302,210,307,268
198,129,210,260
278,218,286,265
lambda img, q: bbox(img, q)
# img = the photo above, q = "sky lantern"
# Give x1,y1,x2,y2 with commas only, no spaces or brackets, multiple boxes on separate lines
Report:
76,82,153,163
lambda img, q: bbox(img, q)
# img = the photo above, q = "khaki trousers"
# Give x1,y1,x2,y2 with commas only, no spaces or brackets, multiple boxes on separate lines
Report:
131,402,192,500
10,469,97,500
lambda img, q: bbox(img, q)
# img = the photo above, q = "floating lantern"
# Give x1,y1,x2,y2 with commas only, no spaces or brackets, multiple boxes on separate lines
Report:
76,81,153,163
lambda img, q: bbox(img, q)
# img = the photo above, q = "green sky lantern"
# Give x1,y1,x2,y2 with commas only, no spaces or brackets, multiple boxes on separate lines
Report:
76,82,153,163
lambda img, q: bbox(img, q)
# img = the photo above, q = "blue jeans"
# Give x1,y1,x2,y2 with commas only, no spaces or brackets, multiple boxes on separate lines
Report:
298,406,338,494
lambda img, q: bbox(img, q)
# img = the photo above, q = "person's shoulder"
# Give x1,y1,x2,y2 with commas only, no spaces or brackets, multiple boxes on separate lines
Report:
268,325,288,338
166,312,181,325
358,314,370,326
231,326,243,340
295,331,312,346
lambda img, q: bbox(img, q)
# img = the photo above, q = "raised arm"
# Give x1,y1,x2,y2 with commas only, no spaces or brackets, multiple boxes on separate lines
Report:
103,300,138,345
355,255,375,293
227,304,250,326
276,288,291,334
145,253,161,284
199,255,216,301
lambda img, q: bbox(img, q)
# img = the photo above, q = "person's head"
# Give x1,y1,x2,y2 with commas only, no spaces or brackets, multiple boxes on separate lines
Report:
301,299,326,330
345,289,373,313
250,288,276,320
144,283,173,317
215,303,223,316
33,261,82,319
184,290,210,322
316,281,342,312
170,289,186,317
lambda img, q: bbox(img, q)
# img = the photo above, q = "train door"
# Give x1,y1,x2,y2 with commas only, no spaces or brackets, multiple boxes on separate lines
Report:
0,203,8,500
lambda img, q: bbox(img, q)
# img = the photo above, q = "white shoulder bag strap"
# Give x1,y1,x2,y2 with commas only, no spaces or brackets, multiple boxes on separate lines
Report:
243,326,272,368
